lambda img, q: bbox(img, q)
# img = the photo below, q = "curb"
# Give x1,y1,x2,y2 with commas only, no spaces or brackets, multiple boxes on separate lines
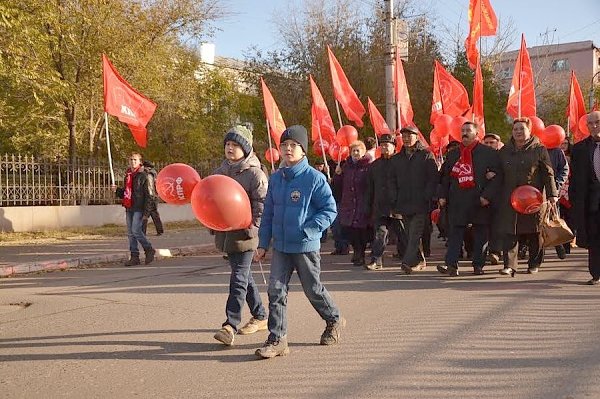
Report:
0,244,214,278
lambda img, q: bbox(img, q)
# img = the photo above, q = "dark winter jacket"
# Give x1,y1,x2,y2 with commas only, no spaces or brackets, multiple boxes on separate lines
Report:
568,136,600,248
547,147,570,191
334,156,371,228
390,142,439,215
365,156,396,219
143,161,159,211
439,142,502,226
115,167,153,215
212,153,268,253
497,136,558,235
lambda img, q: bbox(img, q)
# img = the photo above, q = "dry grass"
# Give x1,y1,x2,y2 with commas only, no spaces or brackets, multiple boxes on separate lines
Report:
0,220,201,245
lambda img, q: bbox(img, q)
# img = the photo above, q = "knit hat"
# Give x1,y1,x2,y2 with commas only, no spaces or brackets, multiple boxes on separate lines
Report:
280,125,308,153
483,133,501,141
224,125,253,157
379,133,396,145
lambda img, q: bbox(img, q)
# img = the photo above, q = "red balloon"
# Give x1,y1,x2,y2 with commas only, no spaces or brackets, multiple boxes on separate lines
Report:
450,116,469,142
336,125,359,146
430,208,441,224
156,163,201,205
191,175,252,231
578,114,591,136
529,116,545,137
511,185,543,215
539,125,566,149
429,128,450,156
265,147,280,163
313,139,330,157
433,114,453,137
328,142,349,162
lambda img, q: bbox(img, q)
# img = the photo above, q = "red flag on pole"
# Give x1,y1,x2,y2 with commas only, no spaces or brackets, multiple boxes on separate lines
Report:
506,34,536,118
260,77,286,148
394,53,414,128
327,46,366,127
430,60,471,125
309,75,336,144
102,54,156,147
472,61,486,139
465,0,498,70
565,70,588,143
367,98,391,136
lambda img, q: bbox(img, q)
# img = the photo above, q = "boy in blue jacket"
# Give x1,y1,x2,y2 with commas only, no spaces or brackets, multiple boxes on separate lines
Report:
253,125,345,359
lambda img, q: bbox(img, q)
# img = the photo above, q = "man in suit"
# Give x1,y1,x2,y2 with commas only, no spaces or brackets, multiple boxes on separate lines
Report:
569,111,600,285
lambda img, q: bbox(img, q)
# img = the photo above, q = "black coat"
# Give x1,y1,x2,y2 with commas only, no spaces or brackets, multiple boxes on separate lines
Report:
439,142,502,226
365,156,396,219
116,168,153,215
391,142,439,215
568,136,600,249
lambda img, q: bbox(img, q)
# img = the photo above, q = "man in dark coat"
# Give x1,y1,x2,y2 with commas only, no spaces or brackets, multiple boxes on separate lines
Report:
365,134,402,270
391,126,438,274
482,133,503,265
497,117,558,276
141,160,164,236
569,111,600,285
438,122,502,276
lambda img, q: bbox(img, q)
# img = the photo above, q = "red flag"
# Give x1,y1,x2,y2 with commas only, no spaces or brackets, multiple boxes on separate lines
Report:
367,98,391,136
260,78,286,148
465,0,498,69
566,70,587,143
327,46,366,127
102,54,156,147
506,34,536,118
472,61,486,139
309,75,336,144
431,60,471,125
394,52,414,128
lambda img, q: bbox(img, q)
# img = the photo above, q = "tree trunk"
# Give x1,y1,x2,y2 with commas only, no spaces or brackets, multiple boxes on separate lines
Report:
65,103,76,164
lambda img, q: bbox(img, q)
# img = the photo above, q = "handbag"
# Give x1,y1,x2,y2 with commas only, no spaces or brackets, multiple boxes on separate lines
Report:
541,204,574,248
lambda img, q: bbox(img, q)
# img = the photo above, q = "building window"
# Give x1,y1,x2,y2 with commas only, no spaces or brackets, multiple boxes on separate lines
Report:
499,67,513,79
551,59,569,72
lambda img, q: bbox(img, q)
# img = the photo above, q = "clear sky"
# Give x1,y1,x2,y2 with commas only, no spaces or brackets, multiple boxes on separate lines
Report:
209,0,600,60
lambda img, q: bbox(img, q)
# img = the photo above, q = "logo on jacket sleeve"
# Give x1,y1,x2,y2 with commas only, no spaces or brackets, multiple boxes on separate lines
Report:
290,190,301,202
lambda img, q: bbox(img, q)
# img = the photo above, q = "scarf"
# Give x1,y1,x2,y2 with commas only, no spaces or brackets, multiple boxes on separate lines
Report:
450,140,478,189
122,167,140,208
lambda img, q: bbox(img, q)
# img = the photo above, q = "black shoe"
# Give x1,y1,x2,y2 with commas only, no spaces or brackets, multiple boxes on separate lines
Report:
474,267,484,275
436,265,449,274
527,266,539,274
156,232,163,236
144,248,156,265
448,266,459,277
125,256,140,266
400,264,412,274
518,246,528,260
499,267,516,277
555,245,566,259
587,278,600,285
352,257,365,267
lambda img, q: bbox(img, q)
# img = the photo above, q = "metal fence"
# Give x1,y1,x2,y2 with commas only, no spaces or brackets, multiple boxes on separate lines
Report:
0,154,218,207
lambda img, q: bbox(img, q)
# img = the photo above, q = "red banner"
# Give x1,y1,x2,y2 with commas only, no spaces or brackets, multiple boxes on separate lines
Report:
260,77,286,148
566,70,588,143
430,60,470,125
327,46,365,127
465,0,498,69
394,52,414,128
367,98,391,136
102,54,156,147
309,75,336,144
506,34,536,118
472,61,486,138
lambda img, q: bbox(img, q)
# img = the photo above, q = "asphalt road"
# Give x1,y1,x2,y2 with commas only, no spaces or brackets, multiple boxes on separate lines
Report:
1,242,599,398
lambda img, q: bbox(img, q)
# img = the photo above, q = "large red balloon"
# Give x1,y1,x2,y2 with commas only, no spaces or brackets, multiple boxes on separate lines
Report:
433,114,453,137
313,139,330,157
265,147,280,163
578,115,591,136
191,175,252,231
539,125,566,149
431,208,441,224
429,128,449,156
156,163,201,205
328,142,349,162
336,125,359,146
511,185,543,214
450,116,469,142
529,116,545,137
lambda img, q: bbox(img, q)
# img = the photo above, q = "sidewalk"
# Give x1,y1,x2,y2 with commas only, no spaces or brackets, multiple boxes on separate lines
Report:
0,227,215,277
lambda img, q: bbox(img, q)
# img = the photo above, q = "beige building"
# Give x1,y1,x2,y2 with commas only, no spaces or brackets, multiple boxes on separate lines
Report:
493,40,600,108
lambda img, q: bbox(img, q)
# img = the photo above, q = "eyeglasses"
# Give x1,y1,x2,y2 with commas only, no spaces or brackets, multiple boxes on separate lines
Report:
280,142,300,149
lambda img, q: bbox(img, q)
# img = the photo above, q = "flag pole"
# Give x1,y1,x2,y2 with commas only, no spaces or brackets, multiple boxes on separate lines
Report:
518,36,523,118
265,119,276,172
335,100,344,129
104,112,115,185
316,127,331,181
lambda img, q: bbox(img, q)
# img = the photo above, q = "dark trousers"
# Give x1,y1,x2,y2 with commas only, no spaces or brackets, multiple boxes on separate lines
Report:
343,226,370,260
370,216,403,261
331,213,349,251
445,224,488,268
503,232,544,270
586,211,600,279
401,213,426,267
142,203,164,235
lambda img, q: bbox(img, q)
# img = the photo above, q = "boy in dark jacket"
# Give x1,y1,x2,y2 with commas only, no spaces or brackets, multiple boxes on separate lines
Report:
141,160,164,236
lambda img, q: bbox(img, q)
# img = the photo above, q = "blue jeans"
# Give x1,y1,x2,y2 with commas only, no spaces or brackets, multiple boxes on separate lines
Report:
224,250,267,332
126,210,153,255
267,250,340,341
445,224,488,268
370,216,403,261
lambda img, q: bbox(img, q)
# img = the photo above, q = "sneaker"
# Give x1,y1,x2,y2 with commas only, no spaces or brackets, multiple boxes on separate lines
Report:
144,248,156,265
238,317,268,335
448,266,459,276
499,267,516,277
527,266,539,274
411,261,426,272
587,278,600,285
436,264,449,274
365,260,382,271
487,253,500,265
255,336,289,358
320,317,346,345
124,256,140,266
214,325,235,346
400,264,412,275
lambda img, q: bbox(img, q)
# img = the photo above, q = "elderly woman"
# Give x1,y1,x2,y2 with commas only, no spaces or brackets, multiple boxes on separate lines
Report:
334,140,371,266
497,117,558,276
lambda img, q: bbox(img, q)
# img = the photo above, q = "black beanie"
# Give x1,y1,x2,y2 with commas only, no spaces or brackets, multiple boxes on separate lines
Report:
280,125,308,154
224,125,253,157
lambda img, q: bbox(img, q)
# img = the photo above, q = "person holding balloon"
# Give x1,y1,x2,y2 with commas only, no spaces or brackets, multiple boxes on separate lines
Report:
497,117,558,277
211,125,270,346
253,125,344,359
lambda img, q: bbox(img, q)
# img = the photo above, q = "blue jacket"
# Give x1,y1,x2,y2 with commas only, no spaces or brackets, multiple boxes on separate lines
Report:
258,157,337,253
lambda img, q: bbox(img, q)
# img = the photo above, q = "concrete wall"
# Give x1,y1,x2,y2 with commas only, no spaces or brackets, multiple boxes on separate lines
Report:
0,204,197,232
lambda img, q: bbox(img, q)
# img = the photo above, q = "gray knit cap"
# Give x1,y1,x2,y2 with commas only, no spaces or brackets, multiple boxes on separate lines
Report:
224,125,253,157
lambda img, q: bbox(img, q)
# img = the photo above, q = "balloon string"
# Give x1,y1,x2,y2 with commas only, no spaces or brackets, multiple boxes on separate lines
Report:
257,260,267,285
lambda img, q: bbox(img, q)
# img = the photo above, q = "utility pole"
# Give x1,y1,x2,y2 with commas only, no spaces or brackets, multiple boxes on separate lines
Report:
384,0,396,131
